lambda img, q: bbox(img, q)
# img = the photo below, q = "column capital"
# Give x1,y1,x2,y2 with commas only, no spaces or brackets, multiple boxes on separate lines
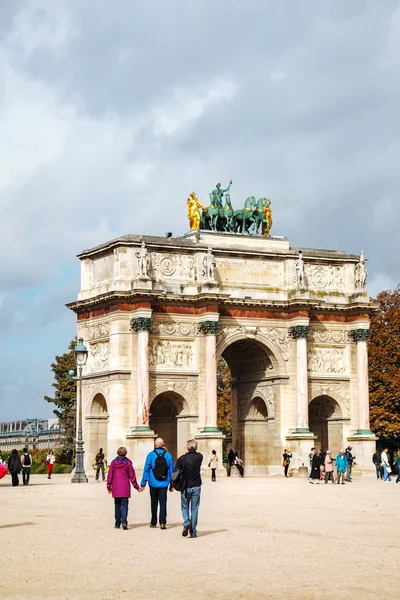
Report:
199,320,221,335
289,325,311,339
349,328,371,342
130,317,153,332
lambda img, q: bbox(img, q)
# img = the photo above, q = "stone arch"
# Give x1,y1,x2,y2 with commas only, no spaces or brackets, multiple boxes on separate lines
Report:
86,392,109,465
90,393,108,416
149,381,197,416
308,394,346,453
308,388,347,419
149,390,192,460
216,329,287,376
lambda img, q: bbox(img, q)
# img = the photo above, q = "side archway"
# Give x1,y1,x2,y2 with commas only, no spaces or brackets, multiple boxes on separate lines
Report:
86,393,109,465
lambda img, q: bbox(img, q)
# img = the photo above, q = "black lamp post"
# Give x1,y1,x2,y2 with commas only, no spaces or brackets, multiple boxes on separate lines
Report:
70,338,88,483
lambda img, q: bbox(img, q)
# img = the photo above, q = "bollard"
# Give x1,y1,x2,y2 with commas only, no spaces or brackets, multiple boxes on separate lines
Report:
298,463,308,478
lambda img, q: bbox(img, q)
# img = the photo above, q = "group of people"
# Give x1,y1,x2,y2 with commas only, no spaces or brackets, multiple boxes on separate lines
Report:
308,446,355,484
372,448,400,482
0,449,55,486
106,438,206,537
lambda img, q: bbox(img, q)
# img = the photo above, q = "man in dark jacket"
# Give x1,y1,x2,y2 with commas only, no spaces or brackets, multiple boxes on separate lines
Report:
175,439,203,538
345,446,355,482
21,448,32,486
95,448,106,482
372,450,383,479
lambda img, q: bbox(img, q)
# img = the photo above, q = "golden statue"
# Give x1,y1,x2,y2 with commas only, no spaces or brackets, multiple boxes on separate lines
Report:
261,199,273,237
187,192,206,231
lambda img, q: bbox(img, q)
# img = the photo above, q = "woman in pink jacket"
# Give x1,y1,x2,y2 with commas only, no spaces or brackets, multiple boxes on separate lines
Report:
107,446,140,530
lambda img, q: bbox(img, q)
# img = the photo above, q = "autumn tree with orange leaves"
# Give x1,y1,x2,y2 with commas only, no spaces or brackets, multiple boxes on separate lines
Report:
369,285,400,439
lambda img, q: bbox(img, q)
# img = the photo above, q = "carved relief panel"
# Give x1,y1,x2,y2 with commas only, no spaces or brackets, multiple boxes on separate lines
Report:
304,264,345,291
150,253,195,281
87,341,110,373
307,347,347,374
308,328,348,344
149,339,196,370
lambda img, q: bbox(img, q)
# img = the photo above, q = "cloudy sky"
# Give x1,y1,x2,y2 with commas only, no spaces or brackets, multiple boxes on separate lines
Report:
0,0,399,421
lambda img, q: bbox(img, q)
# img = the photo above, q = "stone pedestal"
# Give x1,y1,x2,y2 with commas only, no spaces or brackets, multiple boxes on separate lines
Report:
133,277,152,291
125,429,156,475
195,431,225,477
285,433,316,474
347,434,377,477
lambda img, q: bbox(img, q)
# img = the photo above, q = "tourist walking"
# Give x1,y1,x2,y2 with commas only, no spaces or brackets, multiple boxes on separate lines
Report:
381,448,392,482
208,450,218,482
324,451,335,484
140,437,174,529
335,450,348,484
7,449,22,487
45,450,55,479
394,450,400,484
95,448,106,482
282,449,292,478
227,449,235,476
309,450,322,484
107,446,140,529
175,439,203,538
21,448,32,486
308,447,316,479
234,452,244,477
372,450,383,480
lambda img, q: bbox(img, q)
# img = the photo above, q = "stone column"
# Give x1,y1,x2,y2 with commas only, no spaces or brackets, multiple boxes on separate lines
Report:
131,316,152,431
289,325,311,434
350,328,372,434
199,320,221,432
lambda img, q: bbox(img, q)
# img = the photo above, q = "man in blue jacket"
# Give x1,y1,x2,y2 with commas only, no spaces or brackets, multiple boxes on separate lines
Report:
140,438,174,529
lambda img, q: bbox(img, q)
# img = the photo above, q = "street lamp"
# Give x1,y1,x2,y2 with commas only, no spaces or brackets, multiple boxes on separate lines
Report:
70,337,88,483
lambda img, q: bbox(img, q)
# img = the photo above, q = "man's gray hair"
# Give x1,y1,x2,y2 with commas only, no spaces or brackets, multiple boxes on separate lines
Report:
187,439,198,451
155,437,165,448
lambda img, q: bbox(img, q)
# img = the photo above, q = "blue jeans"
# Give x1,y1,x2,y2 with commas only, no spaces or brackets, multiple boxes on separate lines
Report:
114,497,129,527
383,466,392,482
374,463,382,479
181,486,201,536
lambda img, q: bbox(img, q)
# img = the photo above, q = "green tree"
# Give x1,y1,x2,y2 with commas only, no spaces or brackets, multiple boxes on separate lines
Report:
369,286,400,440
44,339,77,463
217,357,232,436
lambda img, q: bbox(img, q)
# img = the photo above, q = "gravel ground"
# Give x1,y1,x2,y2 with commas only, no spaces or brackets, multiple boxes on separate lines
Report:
0,473,399,600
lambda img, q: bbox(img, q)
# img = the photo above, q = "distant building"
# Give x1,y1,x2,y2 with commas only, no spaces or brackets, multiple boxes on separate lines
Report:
0,418,64,452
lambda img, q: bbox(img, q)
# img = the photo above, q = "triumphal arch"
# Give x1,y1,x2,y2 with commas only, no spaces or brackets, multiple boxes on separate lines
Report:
68,184,376,475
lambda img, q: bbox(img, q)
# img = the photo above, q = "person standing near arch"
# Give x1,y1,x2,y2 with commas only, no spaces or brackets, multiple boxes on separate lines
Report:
140,437,174,529
95,448,106,482
282,449,292,478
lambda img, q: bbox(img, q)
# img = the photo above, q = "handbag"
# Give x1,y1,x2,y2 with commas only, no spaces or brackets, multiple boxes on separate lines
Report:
282,460,287,467
170,455,187,492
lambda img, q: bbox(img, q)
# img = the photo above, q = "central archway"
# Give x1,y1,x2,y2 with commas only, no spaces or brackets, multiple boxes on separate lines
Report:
149,392,188,460
309,395,344,452
220,337,279,475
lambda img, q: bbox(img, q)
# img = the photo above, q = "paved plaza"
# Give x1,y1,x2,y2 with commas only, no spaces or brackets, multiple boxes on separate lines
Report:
1,473,399,600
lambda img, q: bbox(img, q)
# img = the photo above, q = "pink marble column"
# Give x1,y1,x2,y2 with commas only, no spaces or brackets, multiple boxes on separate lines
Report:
290,326,311,433
350,329,372,434
200,320,221,432
131,317,152,430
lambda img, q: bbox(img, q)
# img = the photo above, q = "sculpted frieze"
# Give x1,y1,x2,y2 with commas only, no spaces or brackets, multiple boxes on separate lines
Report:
150,253,195,281
150,321,198,337
88,341,110,372
307,347,347,374
308,329,348,344
149,379,198,413
87,322,110,340
304,264,344,291
149,340,195,369
217,324,289,362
